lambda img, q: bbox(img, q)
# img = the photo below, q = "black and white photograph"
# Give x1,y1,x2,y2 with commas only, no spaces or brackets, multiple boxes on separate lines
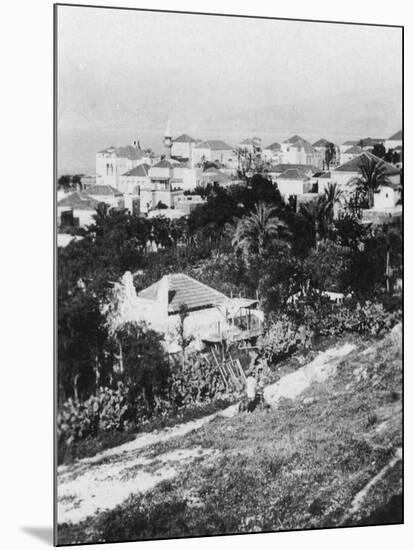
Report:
54,3,403,546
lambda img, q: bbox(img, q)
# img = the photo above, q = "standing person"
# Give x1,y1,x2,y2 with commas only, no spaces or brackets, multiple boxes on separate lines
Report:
245,368,258,412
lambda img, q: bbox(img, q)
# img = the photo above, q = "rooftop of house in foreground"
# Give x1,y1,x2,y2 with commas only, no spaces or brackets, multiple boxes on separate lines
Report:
138,273,228,314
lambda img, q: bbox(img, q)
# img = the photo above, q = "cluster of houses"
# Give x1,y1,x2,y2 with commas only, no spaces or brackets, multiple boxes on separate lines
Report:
57,126,402,356
57,125,402,229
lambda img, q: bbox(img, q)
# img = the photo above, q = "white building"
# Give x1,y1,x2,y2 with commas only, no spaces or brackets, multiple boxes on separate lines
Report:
362,182,402,225
236,137,262,155
340,145,364,165
112,272,264,354
86,184,124,208
138,159,183,213
373,182,402,209
171,134,200,161
175,194,207,215
339,140,358,155
271,168,317,199
266,163,318,181
96,142,154,188
359,137,385,151
57,191,100,228
330,152,401,192
191,140,234,166
280,135,322,168
262,142,281,163
118,164,151,195
200,166,233,187
312,138,340,169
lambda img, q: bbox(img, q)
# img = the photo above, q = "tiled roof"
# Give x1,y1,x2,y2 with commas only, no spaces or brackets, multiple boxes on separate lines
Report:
342,140,358,146
201,168,229,182
359,137,385,147
138,273,227,314
313,138,333,148
267,163,319,175
388,130,402,141
153,159,174,168
277,169,310,180
334,152,401,175
289,141,316,154
284,134,307,144
87,184,123,196
98,145,146,160
57,192,100,210
344,145,363,154
313,171,331,178
264,142,281,151
173,134,198,143
195,140,233,151
122,164,150,177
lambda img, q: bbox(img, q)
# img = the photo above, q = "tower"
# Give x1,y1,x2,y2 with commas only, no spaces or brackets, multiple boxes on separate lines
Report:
163,119,172,159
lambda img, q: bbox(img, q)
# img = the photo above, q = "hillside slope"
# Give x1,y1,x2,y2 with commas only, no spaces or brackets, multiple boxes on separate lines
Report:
58,327,402,544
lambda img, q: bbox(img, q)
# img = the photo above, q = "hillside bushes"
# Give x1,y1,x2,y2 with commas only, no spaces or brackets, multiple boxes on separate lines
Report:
286,293,401,338
261,295,401,369
57,384,130,446
262,315,312,365
57,349,235,455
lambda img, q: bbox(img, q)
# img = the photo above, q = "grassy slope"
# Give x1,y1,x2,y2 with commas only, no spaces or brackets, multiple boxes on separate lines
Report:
58,329,402,545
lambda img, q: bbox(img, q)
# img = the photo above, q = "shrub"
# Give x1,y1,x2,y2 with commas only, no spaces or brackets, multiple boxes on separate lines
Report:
57,383,130,446
262,315,312,365
287,292,401,339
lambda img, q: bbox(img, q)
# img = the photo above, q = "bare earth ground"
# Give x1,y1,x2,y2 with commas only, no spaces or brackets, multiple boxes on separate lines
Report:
58,326,402,544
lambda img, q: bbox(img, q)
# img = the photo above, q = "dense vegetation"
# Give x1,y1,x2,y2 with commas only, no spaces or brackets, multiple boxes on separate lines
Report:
58,326,402,543
58,166,402,459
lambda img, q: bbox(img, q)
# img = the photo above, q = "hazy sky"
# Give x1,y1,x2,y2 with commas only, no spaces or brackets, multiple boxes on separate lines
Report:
57,6,402,173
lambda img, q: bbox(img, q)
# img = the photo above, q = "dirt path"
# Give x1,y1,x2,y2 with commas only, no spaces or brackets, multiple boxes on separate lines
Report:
57,343,357,525
57,404,238,524
263,343,356,407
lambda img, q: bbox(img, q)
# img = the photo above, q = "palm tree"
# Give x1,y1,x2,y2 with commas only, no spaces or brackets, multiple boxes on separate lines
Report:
324,182,343,223
348,154,390,208
299,196,328,247
232,201,290,258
